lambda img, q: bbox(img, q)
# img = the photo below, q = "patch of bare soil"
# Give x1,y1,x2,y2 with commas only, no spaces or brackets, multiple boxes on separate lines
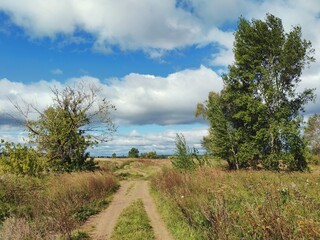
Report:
82,180,173,240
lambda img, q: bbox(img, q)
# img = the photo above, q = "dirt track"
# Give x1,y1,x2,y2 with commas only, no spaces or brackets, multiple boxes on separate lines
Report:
83,180,173,240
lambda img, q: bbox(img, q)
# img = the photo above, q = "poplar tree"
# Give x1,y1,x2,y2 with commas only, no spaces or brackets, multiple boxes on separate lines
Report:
197,14,315,170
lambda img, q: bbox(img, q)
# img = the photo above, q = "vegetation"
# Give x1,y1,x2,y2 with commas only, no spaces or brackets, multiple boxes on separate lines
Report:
128,148,139,158
196,14,315,171
11,83,116,172
141,151,158,159
171,133,210,171
111,199,155,240
152,168,320,239
0,171,118,239
305,114,320,164
0,142,47,177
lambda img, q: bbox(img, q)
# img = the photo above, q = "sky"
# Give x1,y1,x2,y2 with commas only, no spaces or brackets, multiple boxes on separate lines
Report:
0,0,319,156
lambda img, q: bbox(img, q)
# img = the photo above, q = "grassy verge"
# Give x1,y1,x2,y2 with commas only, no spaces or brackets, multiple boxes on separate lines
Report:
111,199,155,240
151,168,320,240
0,171,119,239
150,188,203,240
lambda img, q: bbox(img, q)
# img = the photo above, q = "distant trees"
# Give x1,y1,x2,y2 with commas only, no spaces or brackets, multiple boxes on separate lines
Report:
305,114,320,163
196,14,315,171
10,83,116,172
141,151,158,159
128,148,139,158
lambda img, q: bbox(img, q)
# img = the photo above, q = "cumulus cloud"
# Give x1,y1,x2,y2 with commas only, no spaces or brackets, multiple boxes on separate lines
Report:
103,65,223,125
0,66,222,128
0,0,234,57
1,0,319,66
91,126,208,156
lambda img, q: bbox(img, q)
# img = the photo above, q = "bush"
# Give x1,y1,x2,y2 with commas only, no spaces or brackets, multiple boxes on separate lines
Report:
0,142,47,177
171,134,209,171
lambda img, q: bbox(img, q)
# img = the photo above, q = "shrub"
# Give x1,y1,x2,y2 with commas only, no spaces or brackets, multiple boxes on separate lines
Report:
0,142,47,177
171,134,209,171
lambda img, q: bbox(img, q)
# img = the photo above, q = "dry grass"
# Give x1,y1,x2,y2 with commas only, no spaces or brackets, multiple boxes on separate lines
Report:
152,168,320,239
97,158,172,180
0,171,119,239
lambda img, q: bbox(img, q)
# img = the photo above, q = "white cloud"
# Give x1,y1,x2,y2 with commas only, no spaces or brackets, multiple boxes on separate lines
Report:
92,126,208,156
102,65,223,125
0,66,222,127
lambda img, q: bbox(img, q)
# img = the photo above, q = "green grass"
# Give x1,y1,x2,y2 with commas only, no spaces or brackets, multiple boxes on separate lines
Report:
111,199,155,240
151,167,320,240
150,188,203,240
98,158,172,180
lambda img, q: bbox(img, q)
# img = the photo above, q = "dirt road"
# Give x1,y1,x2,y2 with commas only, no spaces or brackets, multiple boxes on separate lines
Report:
83,180,173,240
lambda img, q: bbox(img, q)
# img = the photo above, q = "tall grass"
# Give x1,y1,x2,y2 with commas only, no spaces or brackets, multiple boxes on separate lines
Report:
0,171,119,239
152,168,320,239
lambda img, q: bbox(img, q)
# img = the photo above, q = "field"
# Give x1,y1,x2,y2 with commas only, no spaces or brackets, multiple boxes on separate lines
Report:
1,157,320,239
151,166,320,239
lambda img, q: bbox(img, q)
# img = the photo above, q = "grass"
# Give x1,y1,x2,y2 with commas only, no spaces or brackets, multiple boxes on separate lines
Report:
151,167,320,240
111,199,155,240
0,171,119,239
97,158,171,180
150,189,202,240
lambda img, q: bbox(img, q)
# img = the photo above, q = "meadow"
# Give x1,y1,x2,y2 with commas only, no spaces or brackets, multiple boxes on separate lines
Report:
0,170,118,239
1,157,319,239
151,166,320,239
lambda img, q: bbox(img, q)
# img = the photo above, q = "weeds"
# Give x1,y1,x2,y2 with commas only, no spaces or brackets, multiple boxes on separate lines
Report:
152,168,320,239
0,171,118,239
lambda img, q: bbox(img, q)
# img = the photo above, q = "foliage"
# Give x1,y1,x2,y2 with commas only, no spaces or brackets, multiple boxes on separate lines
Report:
111,199,155,240
13,83,116,172
128,148,139,158
305,114,320,156
141,151,158,159
196,14,315,171
152,168,320,239
112,153,117,158
171,134,209,171
0,141,47,177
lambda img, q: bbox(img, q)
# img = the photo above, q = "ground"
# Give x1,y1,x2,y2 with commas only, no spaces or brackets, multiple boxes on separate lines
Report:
81,158,173,240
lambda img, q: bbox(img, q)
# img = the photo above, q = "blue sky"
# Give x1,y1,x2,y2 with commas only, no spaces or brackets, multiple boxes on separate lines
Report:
0,0,320,156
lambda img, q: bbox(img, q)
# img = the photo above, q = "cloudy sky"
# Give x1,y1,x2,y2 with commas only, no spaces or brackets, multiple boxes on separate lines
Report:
0,0,319,156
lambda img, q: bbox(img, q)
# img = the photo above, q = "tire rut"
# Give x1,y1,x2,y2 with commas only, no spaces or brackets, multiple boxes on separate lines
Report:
82,180,173,240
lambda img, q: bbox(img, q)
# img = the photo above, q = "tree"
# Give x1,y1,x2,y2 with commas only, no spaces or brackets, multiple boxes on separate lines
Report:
128,148,139,158
112,153,117,158
171,133,209,171
304,114,320,157
12,82,116,172
141,151,158,159
196,14,315,171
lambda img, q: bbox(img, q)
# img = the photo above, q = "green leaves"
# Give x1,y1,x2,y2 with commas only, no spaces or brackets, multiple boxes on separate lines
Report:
0,142,47,177
25,84,116,172
198,14,315,171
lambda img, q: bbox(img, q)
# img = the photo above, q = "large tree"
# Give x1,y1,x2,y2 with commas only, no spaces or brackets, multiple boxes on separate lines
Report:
13,82,116,172
196,14,315,171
